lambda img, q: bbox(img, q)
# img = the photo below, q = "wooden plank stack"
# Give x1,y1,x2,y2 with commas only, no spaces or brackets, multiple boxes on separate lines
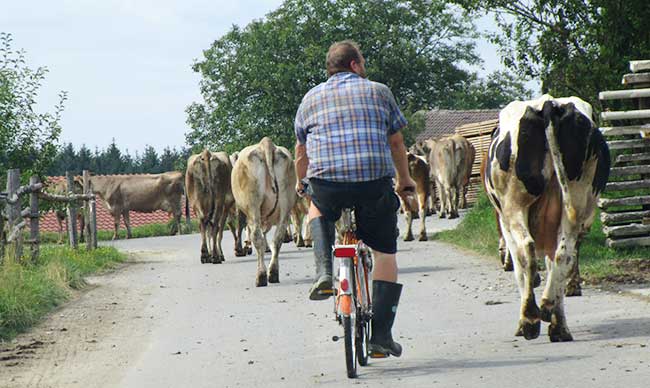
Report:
454,119,498,205
598,59,650,248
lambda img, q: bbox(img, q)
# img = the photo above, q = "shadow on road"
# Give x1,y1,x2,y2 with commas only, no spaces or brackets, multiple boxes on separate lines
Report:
361,354,589,379
581,317,650,341
399,265,452,275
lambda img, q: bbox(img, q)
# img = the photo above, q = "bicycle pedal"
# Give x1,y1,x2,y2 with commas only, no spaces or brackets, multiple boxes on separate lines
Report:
370,352,389,359
318,289,334,295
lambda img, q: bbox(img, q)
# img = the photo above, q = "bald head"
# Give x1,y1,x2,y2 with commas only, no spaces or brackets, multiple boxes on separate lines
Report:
326,40,365,77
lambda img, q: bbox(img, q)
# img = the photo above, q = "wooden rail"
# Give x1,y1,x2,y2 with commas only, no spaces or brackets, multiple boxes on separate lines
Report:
0,169,98,264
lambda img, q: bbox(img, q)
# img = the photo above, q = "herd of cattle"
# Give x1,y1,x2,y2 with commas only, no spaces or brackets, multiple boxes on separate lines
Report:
47,94,611,343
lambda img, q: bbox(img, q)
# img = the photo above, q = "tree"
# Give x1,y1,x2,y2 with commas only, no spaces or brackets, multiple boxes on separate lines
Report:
453,0,650,110
100,139,124,174
0,32,66,178
187,0,529,152
139,145,160,173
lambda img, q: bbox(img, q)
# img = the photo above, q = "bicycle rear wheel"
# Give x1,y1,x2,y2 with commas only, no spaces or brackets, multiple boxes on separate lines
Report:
343,315,357,378
356,317,369,366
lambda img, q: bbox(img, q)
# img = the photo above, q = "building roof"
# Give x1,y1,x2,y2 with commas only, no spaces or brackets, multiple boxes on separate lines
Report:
415,109,499,142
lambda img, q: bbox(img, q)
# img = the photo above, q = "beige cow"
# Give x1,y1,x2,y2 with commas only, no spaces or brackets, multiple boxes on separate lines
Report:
231,137,297,287
87,172,184,240
186,150,234,264
425,134,474,219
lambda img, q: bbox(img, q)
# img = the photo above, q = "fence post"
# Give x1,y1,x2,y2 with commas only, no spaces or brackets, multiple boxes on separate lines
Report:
83,170,97,250
66,171,78,249
6,169,22,261
29,175,40,263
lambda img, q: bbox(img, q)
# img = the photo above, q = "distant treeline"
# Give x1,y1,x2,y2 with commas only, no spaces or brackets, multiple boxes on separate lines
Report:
47,140,192,176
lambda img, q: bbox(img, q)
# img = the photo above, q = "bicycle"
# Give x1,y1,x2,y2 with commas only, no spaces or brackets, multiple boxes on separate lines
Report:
331,208,373,379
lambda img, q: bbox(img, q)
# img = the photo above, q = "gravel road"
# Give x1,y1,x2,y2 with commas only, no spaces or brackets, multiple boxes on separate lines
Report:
1,212,649,388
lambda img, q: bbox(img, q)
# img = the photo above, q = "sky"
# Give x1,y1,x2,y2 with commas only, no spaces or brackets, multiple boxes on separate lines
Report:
1,0,534,154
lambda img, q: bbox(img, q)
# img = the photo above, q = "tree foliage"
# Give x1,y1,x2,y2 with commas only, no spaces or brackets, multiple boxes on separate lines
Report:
453,0,650,109
187,0,530,151
0,32,66,179
47,142,190,176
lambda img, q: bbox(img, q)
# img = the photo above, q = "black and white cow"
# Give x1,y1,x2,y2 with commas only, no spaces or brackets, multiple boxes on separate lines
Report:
483,95,610,342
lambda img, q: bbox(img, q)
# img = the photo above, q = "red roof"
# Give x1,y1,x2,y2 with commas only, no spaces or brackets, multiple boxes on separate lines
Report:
40,175,195,232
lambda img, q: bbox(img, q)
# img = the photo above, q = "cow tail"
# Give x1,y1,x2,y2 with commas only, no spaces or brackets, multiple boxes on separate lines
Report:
261,137,280,218
543,101,576,223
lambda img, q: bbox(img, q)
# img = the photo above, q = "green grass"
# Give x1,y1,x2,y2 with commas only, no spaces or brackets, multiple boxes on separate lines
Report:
37,220,199,244
435,192,650,283
0,245,125,341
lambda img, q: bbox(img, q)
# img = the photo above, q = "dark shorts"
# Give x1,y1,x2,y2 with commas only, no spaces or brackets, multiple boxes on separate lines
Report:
308,177,400,254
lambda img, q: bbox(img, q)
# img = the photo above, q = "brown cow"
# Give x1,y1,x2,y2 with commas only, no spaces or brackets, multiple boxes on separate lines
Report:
290,196,312,247
186,150,234,263
403,151,430,241
231,137,297,287
483,95,610,342
87,172,184,240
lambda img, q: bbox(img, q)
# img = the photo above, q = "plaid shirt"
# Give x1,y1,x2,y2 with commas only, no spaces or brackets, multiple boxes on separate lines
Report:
295,72,407,182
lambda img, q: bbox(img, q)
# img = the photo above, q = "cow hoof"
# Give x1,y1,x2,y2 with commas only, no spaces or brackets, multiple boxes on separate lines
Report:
283,236,292,244
549,325,573,342
246,247,253,255
268,268,279,283
517,319,541,340
448,213,459,219
514,326,524,337
297,240,305,247
540,307,553,323
418,233,428,242
234,248,246,257
200,256,208,264
304,241,313,248
533,272,542,288
565,284,582,297
256,272,268,287
404,233,414,242
264,247,271,253
212,256,224,264
439,213,447,219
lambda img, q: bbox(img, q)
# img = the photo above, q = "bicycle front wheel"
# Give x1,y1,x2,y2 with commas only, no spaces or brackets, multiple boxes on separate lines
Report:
343,316,357,378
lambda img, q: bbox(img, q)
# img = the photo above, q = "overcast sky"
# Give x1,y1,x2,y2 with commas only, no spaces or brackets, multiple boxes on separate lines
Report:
2,0,530,154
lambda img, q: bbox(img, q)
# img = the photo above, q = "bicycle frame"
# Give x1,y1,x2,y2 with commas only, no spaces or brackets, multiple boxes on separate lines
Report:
332,209,373,378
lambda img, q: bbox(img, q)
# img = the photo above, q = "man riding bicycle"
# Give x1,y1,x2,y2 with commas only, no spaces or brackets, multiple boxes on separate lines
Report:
294,40,416,358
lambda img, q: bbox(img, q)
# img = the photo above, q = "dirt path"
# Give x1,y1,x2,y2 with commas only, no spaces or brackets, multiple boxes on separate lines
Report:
2,213,650,387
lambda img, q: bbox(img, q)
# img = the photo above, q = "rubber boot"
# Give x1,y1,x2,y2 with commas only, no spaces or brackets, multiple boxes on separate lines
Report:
369,280,403,357
308,217,335,300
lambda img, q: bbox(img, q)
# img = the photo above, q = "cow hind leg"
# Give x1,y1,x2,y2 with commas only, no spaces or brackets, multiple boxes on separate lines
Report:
199,220,209,263
540,255,574,342
250,222,268,287
268,223,286,284
505,226,541,340
418,192,428,241
404,211,414,241
565,251,582,297
123,211,133,239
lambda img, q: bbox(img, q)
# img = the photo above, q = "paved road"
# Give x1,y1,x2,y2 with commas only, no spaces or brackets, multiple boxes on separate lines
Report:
2,213,650,387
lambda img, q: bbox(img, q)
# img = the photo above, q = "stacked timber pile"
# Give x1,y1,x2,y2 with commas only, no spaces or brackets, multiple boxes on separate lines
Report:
598,60,650,248
455,119,498,205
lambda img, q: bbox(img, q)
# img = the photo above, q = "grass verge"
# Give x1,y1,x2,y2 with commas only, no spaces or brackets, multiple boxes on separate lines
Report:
435,193,650,284
0,245,125,341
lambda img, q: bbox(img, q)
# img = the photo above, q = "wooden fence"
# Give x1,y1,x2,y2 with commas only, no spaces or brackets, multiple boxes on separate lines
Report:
455,119,498,206
598,60,650,248
0,169,98,264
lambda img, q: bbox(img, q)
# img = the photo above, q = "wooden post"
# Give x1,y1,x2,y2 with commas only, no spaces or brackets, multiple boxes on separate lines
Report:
6,169,22,261
66,171,78,249
29,175,40,263
83,170,97,250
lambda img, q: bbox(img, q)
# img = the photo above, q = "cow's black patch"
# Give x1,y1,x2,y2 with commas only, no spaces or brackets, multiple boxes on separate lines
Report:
491,193,501,211
587,127,611,194
496,132,511,172
553,103,591,181
515,106,547,196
